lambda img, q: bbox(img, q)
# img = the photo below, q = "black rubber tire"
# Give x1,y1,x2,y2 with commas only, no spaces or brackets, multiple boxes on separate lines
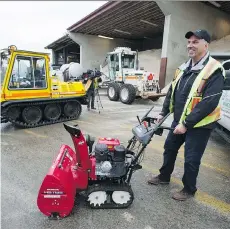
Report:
6,106,20,121
44,104,61,121
63,101,82,118
107,83,120,101
119,84,136,104
22,106,42,124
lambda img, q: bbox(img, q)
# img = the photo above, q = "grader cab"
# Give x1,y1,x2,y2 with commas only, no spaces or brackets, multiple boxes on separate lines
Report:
0,45,87,128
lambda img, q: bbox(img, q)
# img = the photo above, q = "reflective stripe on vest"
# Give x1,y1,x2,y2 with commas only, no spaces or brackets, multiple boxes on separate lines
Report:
94,78,99,89
170,57,225,128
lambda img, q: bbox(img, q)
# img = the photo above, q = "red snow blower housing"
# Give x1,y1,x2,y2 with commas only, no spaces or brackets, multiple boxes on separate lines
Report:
37,106,172,219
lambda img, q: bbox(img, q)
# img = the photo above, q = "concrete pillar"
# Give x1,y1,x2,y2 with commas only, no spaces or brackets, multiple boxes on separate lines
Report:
68,32,139,71
157,1,230,87
159,14,171,89
69,32,115,70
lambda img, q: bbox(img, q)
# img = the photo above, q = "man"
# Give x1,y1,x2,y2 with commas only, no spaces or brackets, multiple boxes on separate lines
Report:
84,69,102,110
147,29,225,201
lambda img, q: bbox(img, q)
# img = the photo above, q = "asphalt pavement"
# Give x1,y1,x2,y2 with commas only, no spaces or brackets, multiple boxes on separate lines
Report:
1,90,230,229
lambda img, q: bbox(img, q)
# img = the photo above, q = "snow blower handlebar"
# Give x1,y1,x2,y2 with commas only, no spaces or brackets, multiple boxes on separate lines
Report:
125,112,174,184
140,105,155,122
142,113,174,133
138,105,173,130
129,112,174,169
138,104,174,132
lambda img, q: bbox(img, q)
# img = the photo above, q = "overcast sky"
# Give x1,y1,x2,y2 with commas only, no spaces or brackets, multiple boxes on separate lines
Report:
0,1,106,54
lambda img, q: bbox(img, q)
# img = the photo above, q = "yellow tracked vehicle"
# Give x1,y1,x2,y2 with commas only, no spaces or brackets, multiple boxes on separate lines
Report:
0,45,87,128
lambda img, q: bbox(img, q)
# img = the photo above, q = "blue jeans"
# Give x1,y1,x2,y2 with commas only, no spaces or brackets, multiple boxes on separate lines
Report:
159,120,212,194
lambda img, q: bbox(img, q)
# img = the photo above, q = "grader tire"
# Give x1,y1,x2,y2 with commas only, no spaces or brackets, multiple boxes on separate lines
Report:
107,83,120,101
119,84,136,104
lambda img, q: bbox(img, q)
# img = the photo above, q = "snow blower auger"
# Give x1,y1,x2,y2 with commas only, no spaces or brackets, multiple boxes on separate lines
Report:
37,105,173,219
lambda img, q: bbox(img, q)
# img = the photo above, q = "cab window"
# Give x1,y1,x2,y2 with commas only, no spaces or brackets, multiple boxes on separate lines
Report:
121,54,135,69
8,55,47,89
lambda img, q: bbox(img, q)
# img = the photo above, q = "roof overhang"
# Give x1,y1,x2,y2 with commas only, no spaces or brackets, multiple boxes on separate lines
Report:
203,1,230,15
66,1,230,40
45,34,76,50
45,1,230,49
67,1,165,40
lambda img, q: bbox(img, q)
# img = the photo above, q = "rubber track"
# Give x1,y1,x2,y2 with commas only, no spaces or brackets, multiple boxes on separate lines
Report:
86,183,134,209
2,99,82,128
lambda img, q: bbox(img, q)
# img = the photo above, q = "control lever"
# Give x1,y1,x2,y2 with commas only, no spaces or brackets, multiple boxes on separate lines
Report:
141,117,174,131
159,126,175,131
137,115,148,131
141,117,155,125
137,115,141,125
141,105,155,122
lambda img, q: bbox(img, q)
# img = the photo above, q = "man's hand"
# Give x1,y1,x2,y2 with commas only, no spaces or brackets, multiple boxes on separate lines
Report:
173,123,187,134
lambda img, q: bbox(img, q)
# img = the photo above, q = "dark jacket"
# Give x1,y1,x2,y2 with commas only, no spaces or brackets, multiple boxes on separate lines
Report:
160,53,225,129
83,70,102,92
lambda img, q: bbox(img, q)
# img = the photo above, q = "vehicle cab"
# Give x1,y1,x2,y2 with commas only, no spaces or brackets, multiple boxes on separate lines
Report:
0,45,52,102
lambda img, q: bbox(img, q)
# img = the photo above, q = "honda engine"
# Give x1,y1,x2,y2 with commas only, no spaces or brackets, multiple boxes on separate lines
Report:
93,138,132,178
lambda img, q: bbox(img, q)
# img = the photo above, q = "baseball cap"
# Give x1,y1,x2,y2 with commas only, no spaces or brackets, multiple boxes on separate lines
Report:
185,29,211,43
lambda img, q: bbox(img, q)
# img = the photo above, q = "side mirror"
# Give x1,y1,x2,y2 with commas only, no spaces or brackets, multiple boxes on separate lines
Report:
223,70,230,90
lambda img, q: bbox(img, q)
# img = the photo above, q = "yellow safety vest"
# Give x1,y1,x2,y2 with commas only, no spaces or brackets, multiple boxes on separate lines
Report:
169,57,225,128
84,77,99,91
94,78,99,89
